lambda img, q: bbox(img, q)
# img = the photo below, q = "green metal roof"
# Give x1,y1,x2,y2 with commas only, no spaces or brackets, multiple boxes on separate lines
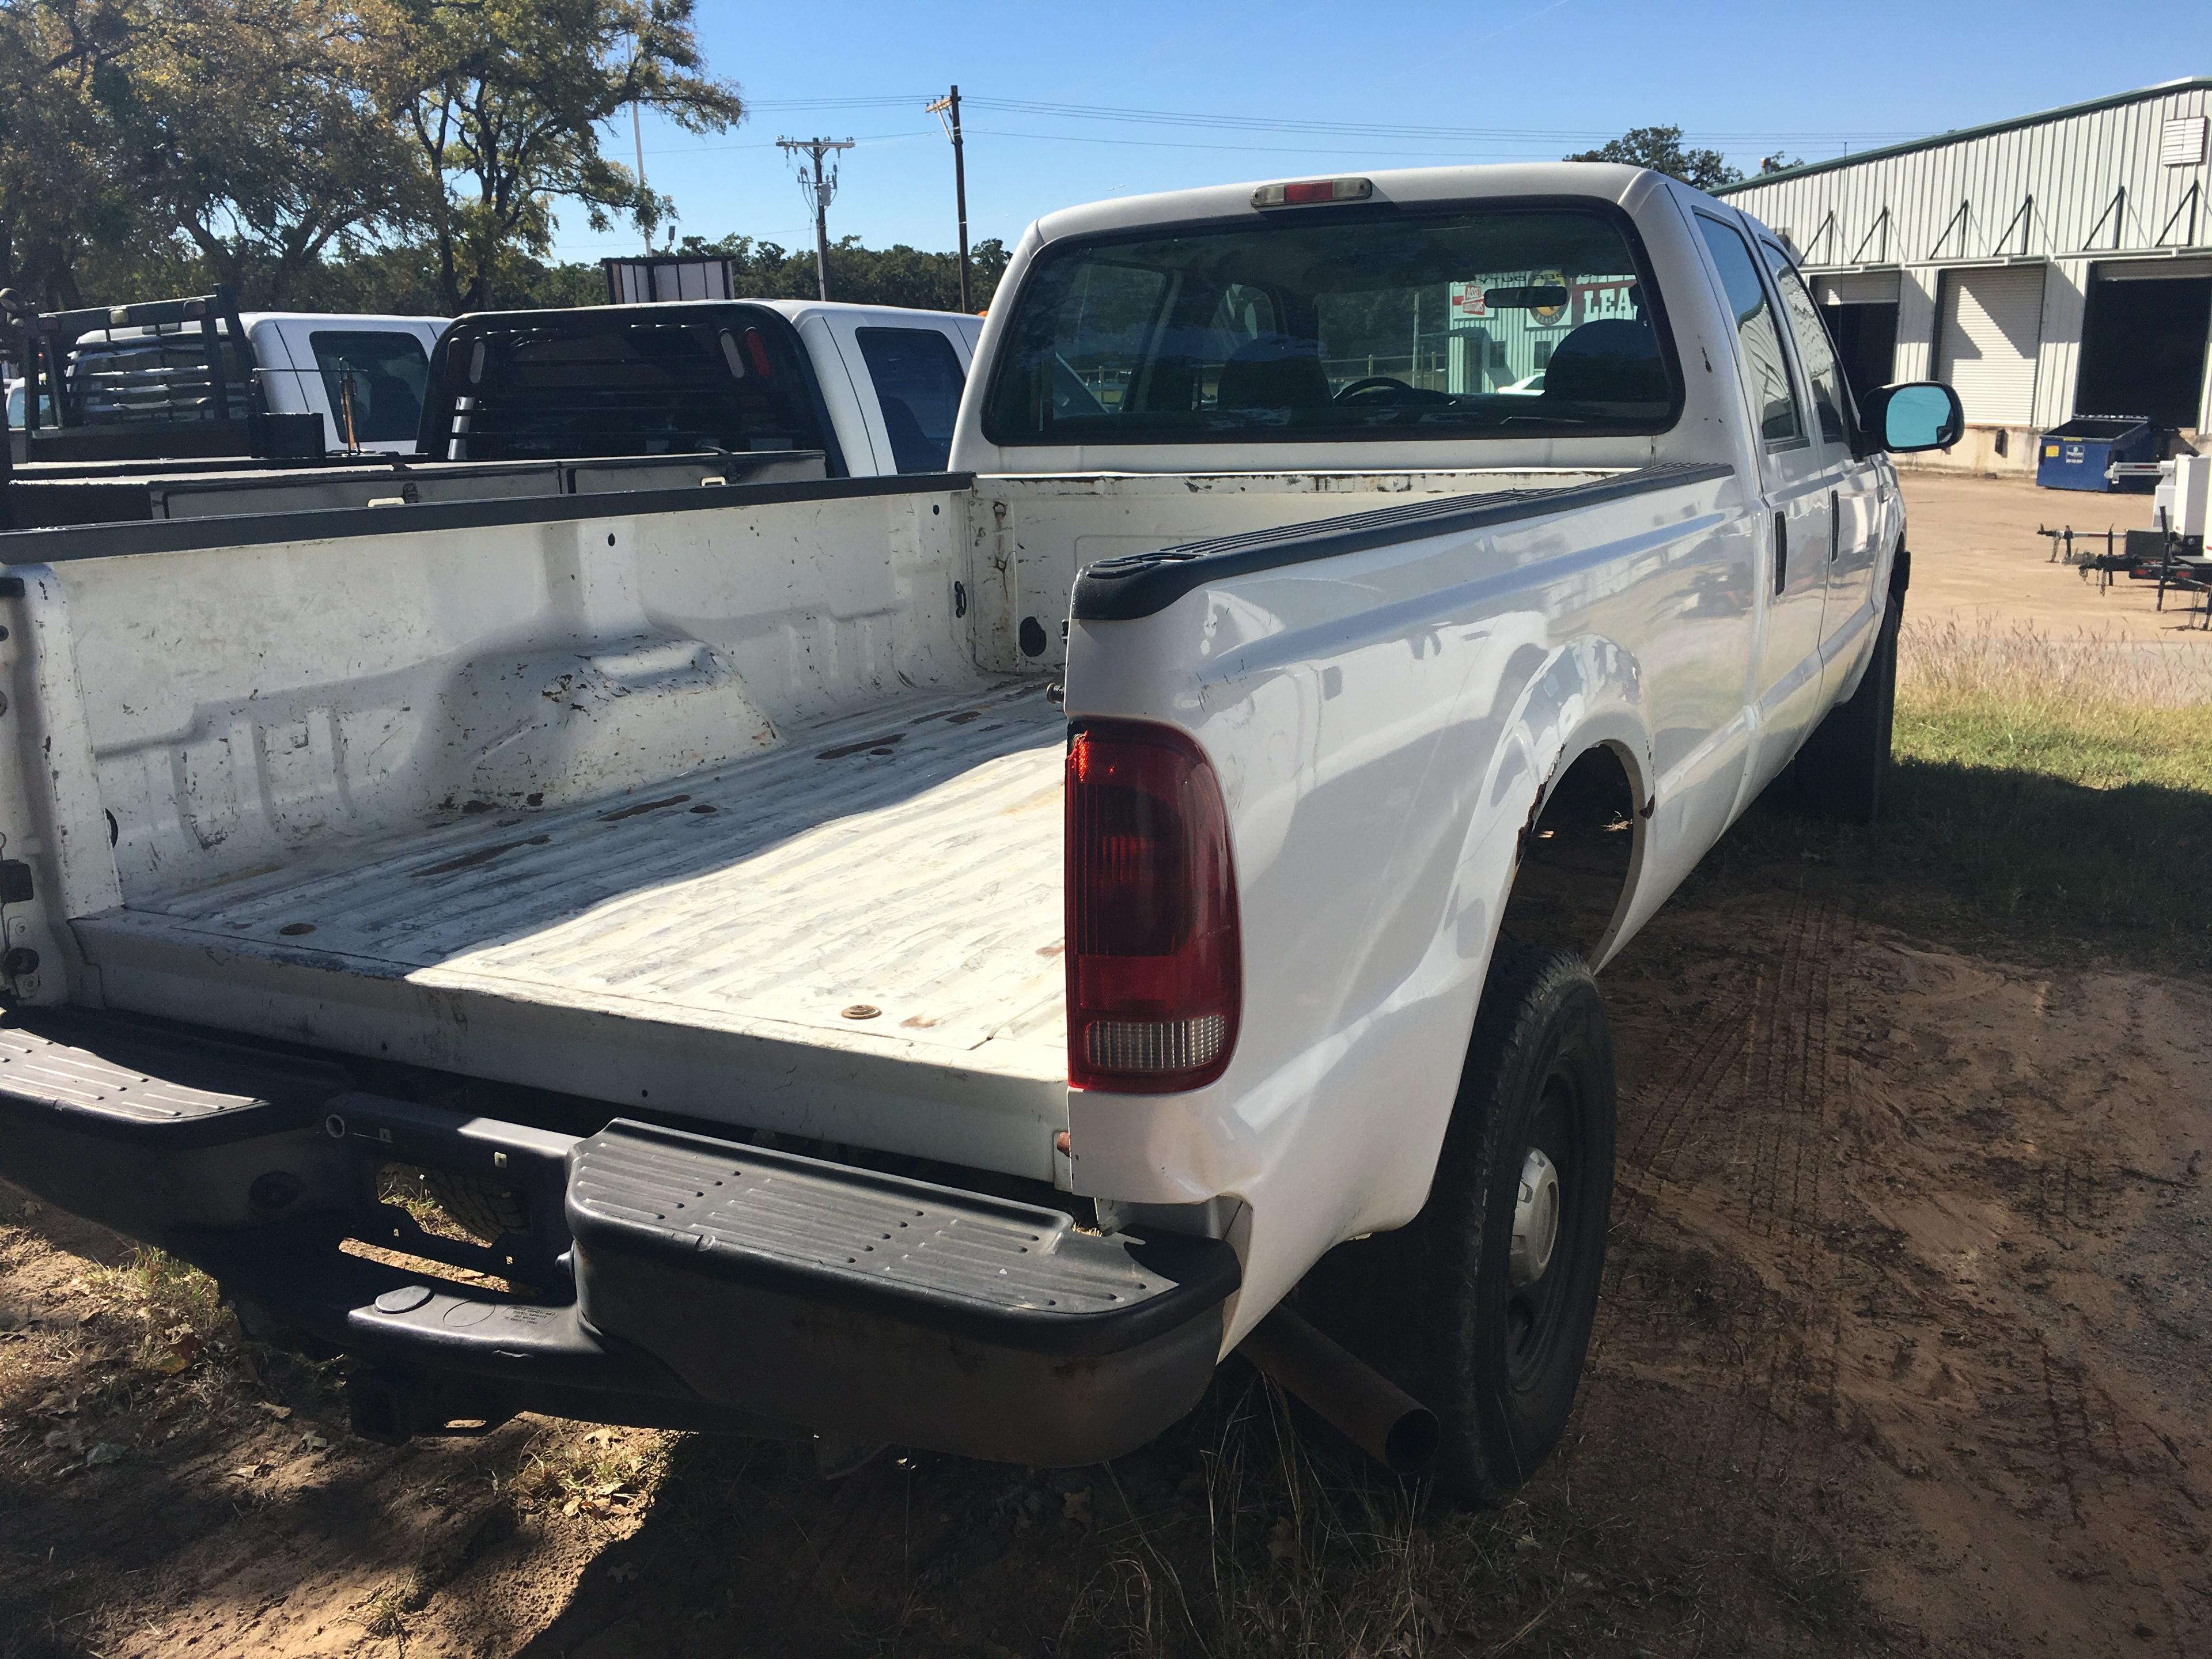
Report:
1713,77,2212,195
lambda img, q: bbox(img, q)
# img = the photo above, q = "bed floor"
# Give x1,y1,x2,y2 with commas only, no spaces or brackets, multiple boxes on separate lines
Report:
77,679,1070,1080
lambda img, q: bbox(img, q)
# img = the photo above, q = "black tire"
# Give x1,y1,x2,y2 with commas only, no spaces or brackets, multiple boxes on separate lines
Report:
1795,588,1900,824
421,1169,528,1244
1300,942,1616,1506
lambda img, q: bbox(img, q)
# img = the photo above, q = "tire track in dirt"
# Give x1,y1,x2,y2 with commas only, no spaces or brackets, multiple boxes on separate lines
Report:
1710,889,1862,1657
1592,884,1872,1655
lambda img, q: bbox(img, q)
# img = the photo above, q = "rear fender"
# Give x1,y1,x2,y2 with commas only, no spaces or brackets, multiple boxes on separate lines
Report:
1205,632,1655,1338
1343,633,1650,1234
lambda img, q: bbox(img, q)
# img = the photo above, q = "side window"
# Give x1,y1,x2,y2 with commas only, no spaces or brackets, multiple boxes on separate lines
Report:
1760,251,1853,447
310,329,430,443
853,327,966,473
1695,217,1802,445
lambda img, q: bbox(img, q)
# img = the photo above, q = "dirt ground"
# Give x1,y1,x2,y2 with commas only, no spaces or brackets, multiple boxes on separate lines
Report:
1896,469,2205,645
2,822,2206,1659
2,475,2209,1658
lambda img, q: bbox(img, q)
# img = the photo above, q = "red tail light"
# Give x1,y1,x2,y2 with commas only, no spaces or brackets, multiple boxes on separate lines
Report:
743,327,774,377
1066,721,1241,1093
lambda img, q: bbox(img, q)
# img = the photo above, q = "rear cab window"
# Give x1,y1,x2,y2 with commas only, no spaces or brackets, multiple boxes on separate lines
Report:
310,329,430,445
430,308,828,463
983,203,1680,446
854,327,966,472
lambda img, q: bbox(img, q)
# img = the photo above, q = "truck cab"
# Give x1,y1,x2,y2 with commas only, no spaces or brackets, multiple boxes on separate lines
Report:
417,298,981,478
245,313,450,454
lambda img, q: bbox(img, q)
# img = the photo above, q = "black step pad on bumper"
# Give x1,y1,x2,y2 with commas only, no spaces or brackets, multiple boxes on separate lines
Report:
569,1121,1240,1464
0,1013,354,1241
0,1012,1240,1466
570,1121,1231,1351
0,1013,348,1142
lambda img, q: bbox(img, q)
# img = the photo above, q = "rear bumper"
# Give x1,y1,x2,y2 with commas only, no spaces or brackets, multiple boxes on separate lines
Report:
0,1010,1237,1465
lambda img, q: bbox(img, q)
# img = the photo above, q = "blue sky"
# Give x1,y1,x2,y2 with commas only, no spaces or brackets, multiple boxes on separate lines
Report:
552,1,2212,267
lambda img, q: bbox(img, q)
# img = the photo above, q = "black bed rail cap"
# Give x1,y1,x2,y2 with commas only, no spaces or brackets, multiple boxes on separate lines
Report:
1070,461,1733,622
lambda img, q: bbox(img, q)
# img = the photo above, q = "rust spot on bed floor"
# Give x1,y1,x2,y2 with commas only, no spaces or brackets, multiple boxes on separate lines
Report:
599,794,692,822
816,733,906,760
412,835,552,878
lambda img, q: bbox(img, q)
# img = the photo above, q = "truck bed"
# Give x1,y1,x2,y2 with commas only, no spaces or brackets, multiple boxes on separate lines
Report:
75,679,1070,1173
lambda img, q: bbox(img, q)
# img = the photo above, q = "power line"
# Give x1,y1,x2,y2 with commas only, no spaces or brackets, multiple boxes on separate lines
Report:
642,130,926,156
958,126,1757,160
959,96,1923,146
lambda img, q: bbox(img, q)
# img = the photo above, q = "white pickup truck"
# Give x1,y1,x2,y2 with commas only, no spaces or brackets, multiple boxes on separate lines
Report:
1,298,985,529
419,297,985,477
0,163,1960,1501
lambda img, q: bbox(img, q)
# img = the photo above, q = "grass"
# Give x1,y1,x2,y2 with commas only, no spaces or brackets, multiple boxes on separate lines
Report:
1882,622,2212,963
82,1245,236,1377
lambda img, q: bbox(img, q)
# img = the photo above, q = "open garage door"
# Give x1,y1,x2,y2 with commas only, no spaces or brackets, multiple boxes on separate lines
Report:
2074,260,2212,429
1936,266,2045,424
1815,271,1900,402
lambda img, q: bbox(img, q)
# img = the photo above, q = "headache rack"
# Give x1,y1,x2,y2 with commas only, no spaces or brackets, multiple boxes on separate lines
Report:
7,285,322,463
423,304,833,467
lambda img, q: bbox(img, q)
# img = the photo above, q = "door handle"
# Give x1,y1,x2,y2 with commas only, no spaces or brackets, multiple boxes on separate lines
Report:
1829,488,1840,561
1774,511,1787,596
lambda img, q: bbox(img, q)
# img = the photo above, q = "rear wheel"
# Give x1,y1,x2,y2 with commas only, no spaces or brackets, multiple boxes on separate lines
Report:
1302,942,1616,1505
1796,588,1900,823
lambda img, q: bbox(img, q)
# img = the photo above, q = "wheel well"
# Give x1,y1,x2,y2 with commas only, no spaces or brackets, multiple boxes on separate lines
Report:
1497,744,1640,963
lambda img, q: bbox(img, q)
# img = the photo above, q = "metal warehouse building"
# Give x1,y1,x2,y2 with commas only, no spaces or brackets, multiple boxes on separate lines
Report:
1716,78,2212,473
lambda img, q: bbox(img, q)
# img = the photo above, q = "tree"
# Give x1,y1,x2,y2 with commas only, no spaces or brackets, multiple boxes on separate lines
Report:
1759,151,1802,176
1565,125,1742,192
117,0,414,305
0,0,142,308
672,234,1010,313
384,0,743,312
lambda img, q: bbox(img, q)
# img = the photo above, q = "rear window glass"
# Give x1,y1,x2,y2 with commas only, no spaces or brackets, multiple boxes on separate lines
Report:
66,330,254,427
435,312,827,461
983,205,1677,446
310,329,429,444
854,327,965,472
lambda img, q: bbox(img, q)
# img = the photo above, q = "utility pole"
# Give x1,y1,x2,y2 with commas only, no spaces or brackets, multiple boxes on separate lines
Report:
630,32,650,254
926,85,971,312
777,137,854,302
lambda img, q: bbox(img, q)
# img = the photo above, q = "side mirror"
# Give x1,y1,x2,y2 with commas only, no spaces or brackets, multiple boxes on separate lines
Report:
1858,381,1964,454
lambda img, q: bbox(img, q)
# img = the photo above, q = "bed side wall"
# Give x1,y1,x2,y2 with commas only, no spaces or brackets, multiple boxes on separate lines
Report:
30,487,973,910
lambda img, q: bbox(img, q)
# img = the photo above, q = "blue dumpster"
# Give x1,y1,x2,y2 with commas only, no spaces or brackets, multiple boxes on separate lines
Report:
2036,415,2157,491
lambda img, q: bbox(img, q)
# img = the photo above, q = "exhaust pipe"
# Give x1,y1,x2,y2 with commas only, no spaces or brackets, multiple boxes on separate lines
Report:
1237,1305,1441,1476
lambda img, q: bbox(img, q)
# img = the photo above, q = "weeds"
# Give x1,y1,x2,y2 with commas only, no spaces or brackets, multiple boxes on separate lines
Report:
355,1584,410,1643
1885,622,2212,961
1711,621,2212,967
82,1245,234,1377
502,1422,671,1521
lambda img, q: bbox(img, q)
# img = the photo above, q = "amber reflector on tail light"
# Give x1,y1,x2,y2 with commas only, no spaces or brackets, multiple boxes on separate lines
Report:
1066,721,1241,1093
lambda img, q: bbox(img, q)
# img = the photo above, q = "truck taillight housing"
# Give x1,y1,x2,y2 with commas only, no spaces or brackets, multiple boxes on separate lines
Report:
1066,721,1241,1093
